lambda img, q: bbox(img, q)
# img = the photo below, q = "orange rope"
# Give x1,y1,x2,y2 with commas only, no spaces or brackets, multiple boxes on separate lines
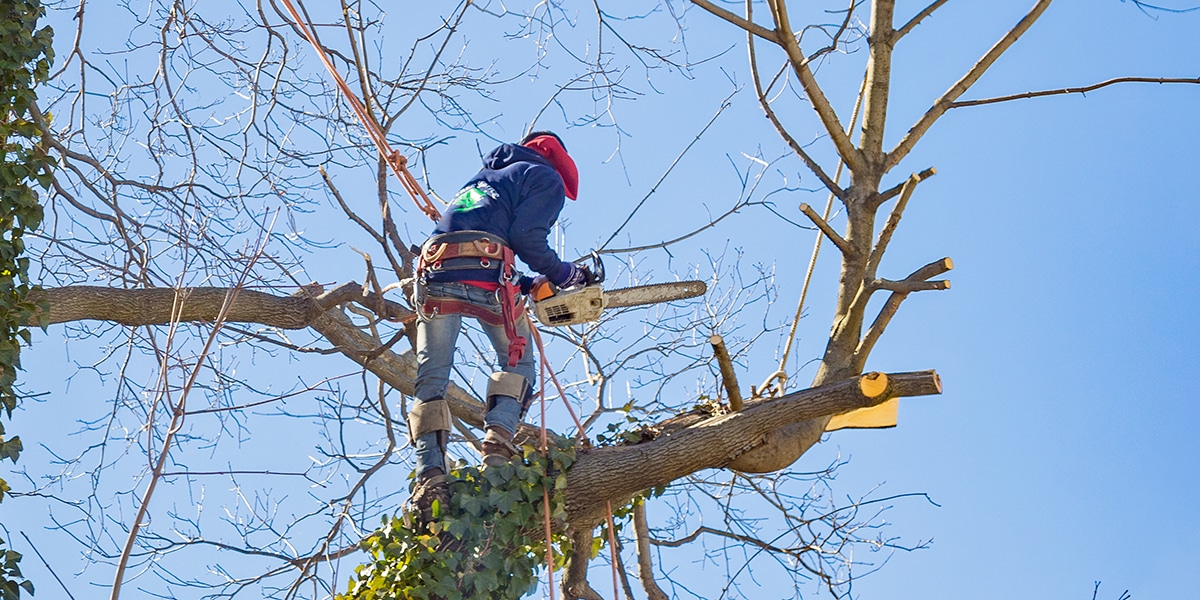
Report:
531,321,622,600
605,501,620,600
529,325,587,439
278,0,442,222
538,346,558,600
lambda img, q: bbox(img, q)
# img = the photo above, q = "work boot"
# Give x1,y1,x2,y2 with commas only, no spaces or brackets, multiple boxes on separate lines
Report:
481,427,517,467
408,467,450,527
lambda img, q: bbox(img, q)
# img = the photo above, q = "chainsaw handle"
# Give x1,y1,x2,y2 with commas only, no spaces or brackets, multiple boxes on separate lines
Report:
575,251,605,285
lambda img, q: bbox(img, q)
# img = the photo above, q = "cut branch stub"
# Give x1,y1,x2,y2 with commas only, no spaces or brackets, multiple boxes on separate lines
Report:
858,371,888,398
709,334,744,411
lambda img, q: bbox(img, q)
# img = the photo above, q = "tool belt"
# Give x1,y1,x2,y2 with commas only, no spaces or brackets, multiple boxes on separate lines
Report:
415,230,527,367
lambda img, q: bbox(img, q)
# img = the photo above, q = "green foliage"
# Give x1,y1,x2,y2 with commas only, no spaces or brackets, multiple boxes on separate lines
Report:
1,1,54,596
0,538,33,600
341,439,578,600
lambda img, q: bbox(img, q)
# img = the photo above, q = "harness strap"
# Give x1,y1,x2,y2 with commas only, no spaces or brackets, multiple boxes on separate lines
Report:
415,232,527,368
497,245,527,368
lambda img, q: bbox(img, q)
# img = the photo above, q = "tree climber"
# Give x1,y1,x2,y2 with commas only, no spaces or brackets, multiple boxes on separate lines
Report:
406,131,590,524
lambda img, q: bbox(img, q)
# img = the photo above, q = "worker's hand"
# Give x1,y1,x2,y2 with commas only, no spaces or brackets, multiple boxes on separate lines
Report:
520,274,549,294
518,275,536,295
551,262,587,289
580,263,601,285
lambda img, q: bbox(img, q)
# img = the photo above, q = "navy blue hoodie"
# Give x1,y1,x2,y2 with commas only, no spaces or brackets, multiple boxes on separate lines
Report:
429,143,568,282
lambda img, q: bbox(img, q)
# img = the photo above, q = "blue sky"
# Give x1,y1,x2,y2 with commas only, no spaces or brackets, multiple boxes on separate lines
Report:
9,1,1200,598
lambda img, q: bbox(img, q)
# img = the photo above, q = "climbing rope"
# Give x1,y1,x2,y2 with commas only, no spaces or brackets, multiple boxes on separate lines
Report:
531,323,624,600
278,0,442,222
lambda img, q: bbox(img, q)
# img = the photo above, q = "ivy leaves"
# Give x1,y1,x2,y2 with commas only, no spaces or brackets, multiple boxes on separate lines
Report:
341,439,577,600
1,2,54,597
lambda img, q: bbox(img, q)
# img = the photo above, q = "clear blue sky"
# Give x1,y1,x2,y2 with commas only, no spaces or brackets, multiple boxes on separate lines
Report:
10,1,1200,599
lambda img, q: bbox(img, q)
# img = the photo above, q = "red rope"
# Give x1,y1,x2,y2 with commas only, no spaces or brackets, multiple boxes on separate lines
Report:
278,0,441,222
538,345,558,600
529,325,586,439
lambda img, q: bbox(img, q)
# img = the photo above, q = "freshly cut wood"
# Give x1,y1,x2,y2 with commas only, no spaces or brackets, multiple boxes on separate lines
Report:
858,372,888,397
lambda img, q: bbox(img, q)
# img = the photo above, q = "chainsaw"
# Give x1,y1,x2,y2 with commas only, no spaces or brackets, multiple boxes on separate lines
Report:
528,252,707,326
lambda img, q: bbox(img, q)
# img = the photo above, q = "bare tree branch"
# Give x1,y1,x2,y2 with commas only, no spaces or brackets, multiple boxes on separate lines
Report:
948,75,1200,108
887,0,1054,169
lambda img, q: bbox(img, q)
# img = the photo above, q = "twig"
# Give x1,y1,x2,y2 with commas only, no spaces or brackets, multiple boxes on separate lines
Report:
948,76,1200,108
799,203,852,256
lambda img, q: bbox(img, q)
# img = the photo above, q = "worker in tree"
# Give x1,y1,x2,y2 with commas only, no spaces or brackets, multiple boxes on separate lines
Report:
406,131,591,524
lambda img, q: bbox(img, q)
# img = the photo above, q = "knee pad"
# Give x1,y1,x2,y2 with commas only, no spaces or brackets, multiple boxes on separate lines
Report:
486,372,530,411
408,397,451,444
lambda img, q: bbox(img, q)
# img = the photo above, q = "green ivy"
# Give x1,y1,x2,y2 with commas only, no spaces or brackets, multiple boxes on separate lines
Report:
341,440,578,600
0,539,33,600
1,0,54,595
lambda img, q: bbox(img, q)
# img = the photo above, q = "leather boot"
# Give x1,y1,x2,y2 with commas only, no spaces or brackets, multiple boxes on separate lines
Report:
481,427,518,467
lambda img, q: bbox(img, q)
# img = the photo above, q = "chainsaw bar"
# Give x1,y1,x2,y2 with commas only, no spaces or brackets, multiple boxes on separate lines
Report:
602,280,707,309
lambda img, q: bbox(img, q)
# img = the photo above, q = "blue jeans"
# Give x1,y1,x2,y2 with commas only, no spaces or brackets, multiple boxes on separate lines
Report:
413,281,536,474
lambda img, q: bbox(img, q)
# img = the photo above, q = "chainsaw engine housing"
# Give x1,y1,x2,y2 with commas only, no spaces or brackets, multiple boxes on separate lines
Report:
530,285,605,326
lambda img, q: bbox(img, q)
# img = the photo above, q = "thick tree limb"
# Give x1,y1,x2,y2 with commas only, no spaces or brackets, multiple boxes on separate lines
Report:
564,528,604,600
887,0,1053,169
860,0,897,161
29,283,410,329
563,370,941,527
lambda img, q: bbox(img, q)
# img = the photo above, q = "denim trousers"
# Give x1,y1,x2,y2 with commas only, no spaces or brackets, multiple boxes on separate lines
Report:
412,281,536,474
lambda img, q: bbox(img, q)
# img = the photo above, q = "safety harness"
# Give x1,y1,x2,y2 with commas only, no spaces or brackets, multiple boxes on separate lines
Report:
416,230,527,367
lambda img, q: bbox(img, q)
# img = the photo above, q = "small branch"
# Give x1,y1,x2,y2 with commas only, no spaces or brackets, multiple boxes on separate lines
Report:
564,528,604,600
631,501,669,600
767,1,864,172
873,167,936,209
948,76,1200,109
689,0,779,42
709,334,744,411
853,258,953,371
747,28,847,200
887,0,1054,170
867,169,936,279
896,0,951,40
799,203,852,256
875,279,951,292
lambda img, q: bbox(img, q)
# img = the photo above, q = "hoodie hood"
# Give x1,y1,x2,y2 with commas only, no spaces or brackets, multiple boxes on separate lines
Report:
483,143,552,171
483,142,578,200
